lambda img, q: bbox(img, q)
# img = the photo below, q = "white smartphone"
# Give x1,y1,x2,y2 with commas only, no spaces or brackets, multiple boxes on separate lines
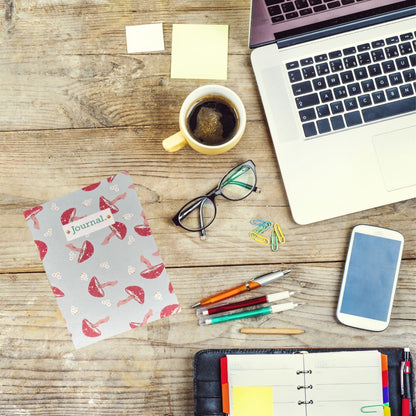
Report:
336,224,404,331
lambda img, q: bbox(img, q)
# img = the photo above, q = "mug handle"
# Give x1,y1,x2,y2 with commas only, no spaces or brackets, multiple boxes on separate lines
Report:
162,132,187,152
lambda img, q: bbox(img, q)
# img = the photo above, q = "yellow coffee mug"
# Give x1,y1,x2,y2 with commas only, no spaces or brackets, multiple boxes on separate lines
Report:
162,85,246,155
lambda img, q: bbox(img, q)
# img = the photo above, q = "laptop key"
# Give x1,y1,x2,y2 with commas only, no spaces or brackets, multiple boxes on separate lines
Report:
330,115,345,130
320,89,334,102
357,43,371,51
344,111,363,127
368,64,382,77
399,42,412,55
344,56,357,68
317,104,330,117
371,49,385,62
344,97,358,110
330,101,344,114
327,1,341,8
286,11,299,19
400,84,414,97
347,83,361,96
329,50,342,59
313,4,327,12
300,57,314,66
302,66,316,78
286,61,300,70
385,46,399,58
289,69,302,82
386,36,399,45
313,77,327,90
362,97,416,122
268,5,282,16
326,73,340,86
334,86,347,99
382,60,395,73
358,94,372,107
371,39,385,48
375,76,389,89
386,87,400,100
403,68,416,82
358,52,371,65
400,33,414,41
295,93,319,108
316,63,330,75
292,80,312,95
395,56,409,70
340,70,353,83
317,118,331,134
372,91,386,104
389,72,403,86
361,79,375,92
354,67,368,80
302,122,317,137
299,108,316,122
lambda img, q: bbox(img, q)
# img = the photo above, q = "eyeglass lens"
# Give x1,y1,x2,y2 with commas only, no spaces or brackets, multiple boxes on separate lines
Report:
177,162,256,231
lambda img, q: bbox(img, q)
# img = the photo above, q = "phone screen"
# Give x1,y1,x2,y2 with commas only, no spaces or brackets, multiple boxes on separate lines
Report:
340,232,403,321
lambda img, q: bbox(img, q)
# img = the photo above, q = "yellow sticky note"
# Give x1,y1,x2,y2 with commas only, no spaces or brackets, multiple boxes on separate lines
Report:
171,24,228,80
232,386,273,416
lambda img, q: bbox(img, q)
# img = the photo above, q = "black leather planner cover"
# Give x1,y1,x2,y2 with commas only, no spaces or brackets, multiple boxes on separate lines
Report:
193,348,414,416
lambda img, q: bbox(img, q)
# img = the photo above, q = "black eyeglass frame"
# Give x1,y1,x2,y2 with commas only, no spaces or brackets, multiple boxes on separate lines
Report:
172,160,258,233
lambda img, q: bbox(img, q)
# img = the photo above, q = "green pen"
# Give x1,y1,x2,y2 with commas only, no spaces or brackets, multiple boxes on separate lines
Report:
198,302,299,325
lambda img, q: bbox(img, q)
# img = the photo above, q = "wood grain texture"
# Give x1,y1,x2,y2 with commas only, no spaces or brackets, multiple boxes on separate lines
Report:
0,1,415,414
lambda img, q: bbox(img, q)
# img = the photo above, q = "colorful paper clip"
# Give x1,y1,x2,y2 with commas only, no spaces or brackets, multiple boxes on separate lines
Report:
250,219,272,234
360,405,391,415
249,231,270,245
273,223,286,243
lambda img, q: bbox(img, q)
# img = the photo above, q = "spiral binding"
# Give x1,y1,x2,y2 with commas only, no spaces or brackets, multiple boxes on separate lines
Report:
296,369,312,374
298,400,314,405
297,384,313,390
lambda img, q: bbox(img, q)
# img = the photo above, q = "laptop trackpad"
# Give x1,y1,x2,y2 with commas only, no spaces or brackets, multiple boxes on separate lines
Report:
373,125,416,192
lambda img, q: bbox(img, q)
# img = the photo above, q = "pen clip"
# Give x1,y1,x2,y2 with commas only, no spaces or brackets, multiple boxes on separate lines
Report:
400,361,405,396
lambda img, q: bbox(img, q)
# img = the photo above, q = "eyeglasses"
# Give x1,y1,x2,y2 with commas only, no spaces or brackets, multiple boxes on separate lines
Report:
172,160,259,237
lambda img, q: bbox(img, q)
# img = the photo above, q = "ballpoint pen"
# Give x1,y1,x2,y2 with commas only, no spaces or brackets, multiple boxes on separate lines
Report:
191,269,291,309
198,301,299,325
401,347,412,416
196,290,297,316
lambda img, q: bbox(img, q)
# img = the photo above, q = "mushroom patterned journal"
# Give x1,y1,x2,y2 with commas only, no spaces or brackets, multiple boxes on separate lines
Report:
23,172,181,349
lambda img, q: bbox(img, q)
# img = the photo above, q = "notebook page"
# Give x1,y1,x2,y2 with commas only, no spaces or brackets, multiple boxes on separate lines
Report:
305,351,384,416
226,354,306,416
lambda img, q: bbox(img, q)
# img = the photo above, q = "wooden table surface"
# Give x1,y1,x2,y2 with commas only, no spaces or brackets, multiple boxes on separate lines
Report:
1,1,415,414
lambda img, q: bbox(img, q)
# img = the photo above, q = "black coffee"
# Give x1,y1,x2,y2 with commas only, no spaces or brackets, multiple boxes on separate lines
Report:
187,95,239,146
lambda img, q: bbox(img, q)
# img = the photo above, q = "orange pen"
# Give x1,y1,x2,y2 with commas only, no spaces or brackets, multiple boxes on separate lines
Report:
191,269,291,308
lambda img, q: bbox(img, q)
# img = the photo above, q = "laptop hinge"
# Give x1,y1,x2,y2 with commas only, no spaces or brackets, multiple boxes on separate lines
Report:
275,6,416,49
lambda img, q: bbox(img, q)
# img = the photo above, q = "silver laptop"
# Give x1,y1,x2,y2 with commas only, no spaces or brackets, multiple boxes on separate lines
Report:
250,0,416,224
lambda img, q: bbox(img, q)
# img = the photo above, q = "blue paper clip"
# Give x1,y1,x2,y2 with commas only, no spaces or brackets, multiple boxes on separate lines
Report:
250,219,272,234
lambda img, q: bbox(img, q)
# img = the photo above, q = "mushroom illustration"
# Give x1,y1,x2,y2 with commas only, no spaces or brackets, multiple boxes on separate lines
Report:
82,182,101,192
65,240,94,263
88,276,118,298
134,211,152,236
60,208,85,225
160,304,181,318
34,240,48,261
82,316,109,338
99,192,127,214
140,255,165,279
23,206,43,229
117,285,145,307
51,286,65,298
129,309,153,328
101,222,127,245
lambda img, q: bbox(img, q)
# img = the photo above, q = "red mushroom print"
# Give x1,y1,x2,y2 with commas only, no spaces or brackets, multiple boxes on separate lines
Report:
82,182,101,192
140,255,165,279
129,309,153,328
82,316,109,338
23,206,43,229
117,285,145,307
160,304,181,318
51,286,65,298
65,240,94,263
88,276,118,298
60,208,85,225
34,240,48,261
134,211,152,236
101,222,127,245
99,192,127,214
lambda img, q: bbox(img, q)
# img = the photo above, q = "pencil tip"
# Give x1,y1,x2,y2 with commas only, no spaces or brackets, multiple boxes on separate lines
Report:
192,302,201,309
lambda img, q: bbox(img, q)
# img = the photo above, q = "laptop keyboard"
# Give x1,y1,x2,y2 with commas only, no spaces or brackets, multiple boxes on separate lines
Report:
266,0,368,23
286,31,416,138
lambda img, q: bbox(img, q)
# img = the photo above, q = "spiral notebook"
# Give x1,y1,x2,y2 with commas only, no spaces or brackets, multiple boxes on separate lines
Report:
221,351,388,416
193,348,415,416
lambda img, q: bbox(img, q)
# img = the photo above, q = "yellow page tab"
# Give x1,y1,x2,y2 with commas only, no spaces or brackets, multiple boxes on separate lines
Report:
232,386,273,416
171,24,228,80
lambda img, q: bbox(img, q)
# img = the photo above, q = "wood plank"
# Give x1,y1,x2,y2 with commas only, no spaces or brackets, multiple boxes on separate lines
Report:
1,124,416,272
1,263,415,414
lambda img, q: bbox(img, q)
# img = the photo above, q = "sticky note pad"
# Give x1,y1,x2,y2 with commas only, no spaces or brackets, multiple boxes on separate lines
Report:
126,23,165,53
232,386,273,416
171,24,228,80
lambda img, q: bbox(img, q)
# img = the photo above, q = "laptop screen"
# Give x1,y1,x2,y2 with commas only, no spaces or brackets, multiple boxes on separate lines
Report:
250,0,415,48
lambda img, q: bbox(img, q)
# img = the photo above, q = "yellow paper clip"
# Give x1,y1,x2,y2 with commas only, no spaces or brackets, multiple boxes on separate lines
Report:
249,231,270,246
273,223,286,244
